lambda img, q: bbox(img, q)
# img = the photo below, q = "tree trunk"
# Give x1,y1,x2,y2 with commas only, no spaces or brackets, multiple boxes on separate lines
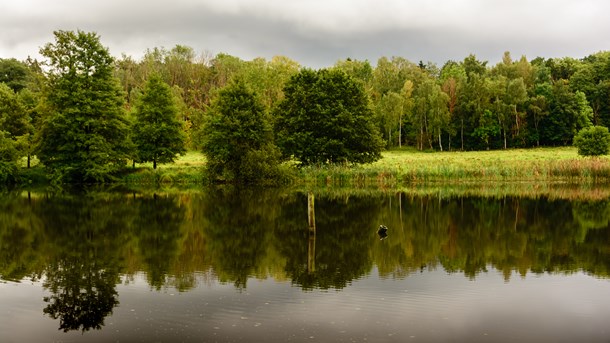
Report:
514,105,520,138
27,154,30,169
535,121,540,147
153,157,157,169
448,133,451,151
399,113,402,148
419,123,424,150
438,132,443,151
461,118,464,151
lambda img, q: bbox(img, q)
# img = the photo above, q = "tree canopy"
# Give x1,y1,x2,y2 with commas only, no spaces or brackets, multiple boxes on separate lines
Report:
4,29,610,184
275,68,384,165
132,74,186,169
201,79,282,183
573,125,610,156
36,30,131,183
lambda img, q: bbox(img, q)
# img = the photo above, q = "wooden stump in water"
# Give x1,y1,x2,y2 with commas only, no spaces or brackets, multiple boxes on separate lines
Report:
307,192,316,273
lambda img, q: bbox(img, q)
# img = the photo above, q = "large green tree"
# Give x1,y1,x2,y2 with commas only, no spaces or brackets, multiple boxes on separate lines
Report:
201,79,282,183
132,74,186,169
0,83,31,140
0,83,35,170
275,68,383,165
36,30,131,183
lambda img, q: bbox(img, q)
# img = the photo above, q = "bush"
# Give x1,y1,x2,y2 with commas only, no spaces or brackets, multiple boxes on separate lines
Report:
573,126,610,156
0,161,18,184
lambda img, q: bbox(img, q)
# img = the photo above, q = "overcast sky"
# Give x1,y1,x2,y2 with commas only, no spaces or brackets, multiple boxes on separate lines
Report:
1,0,609,68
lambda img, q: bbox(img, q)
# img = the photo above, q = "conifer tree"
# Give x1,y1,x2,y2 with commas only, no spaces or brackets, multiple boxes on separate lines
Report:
37,30,131,183
132,74,186,169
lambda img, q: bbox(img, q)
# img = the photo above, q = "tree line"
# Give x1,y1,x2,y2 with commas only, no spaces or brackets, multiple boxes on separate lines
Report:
1,30,610,183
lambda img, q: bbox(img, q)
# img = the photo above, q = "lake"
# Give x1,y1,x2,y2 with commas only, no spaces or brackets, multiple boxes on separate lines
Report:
1,187,609,342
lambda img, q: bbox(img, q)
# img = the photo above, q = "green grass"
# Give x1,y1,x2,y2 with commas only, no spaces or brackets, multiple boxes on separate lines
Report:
297,147,610,186
76,147,610,187
119,151,207,185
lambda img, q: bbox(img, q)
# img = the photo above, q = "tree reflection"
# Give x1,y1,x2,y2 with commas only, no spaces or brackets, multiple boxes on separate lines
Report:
276,192,380,289
34,194,131,332
1,188,610,301
43,261,119,332
201,187,279,288
0,192,44,281
132,193,185,289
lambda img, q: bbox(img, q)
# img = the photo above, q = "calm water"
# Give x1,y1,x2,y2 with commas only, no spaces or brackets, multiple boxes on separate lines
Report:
1,188,609,342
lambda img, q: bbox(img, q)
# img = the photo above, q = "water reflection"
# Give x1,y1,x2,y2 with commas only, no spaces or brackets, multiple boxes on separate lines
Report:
1,188,610,332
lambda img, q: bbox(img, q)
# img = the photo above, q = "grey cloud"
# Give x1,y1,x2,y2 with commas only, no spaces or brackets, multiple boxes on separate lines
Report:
1,0,610,68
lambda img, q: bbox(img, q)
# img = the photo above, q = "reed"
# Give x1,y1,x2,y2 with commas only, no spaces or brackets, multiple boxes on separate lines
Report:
118,147,610,188
297,147,610,186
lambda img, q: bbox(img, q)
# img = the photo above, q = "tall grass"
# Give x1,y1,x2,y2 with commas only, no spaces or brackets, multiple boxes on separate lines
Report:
118,147,610,189
297,147,610,186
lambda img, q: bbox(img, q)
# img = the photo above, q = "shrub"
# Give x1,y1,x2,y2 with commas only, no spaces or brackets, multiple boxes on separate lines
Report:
573,126,610,156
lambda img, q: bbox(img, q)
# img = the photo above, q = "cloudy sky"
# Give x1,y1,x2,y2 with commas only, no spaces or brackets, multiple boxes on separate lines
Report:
1,0,609,67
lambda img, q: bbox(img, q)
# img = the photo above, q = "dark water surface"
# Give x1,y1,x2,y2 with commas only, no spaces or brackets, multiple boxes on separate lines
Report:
1,188,609,342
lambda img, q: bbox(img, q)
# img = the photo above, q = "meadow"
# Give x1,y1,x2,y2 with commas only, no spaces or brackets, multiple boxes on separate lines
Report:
298,147,610,186
118,146,610,189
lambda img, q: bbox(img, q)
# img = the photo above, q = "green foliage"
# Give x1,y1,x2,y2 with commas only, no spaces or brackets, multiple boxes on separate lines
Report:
36,30,132,183
0,58,30,92
275,68,384,165
0,83,34,165
7,32,610,186
573,125,610,156
0,83,31,138
472,110,500,149
201,79,283,184
3,190,610,293
0,132,18,183
132,74,186,169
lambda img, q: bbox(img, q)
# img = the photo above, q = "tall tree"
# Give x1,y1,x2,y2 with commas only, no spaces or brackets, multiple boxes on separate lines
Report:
0,83,30,139
201,79,282,183
132,74,186,169
0,83,34,167
540,80,593,145
275,69,383,165
440,61,466,150
412,78,450,150
37,30,131,183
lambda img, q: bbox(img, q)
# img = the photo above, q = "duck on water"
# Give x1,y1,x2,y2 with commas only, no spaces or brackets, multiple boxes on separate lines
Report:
377,225,388,240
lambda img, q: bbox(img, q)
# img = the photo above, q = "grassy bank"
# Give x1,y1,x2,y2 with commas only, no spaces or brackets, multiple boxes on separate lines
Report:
118,151,207,185
20,147,610,188
298,147,610,186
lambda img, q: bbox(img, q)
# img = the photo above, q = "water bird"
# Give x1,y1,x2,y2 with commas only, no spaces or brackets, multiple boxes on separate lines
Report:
377,225,388,234
377,225,388,240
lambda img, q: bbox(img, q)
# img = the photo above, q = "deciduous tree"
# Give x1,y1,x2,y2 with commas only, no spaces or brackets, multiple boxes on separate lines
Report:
201,79,282,183
275,69,383,165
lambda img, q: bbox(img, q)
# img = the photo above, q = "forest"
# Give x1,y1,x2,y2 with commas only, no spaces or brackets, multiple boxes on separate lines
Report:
1,30,610,183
